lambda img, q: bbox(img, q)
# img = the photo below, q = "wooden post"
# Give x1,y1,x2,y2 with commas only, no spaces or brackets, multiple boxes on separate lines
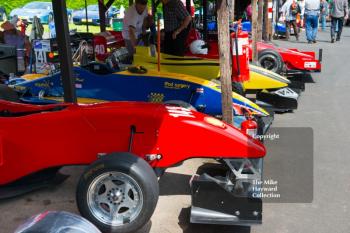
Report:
251,0,258,63
98,0,106,32
230,0,235,21
257,0,264,40
52,0,76,103
263,0,273,40
217,0,233,125
157,17,161,72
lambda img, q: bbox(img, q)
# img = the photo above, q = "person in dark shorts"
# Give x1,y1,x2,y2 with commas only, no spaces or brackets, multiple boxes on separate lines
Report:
161,0,192,56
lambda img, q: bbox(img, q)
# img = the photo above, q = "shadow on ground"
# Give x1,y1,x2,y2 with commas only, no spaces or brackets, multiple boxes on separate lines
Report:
178,207,251,233
159,172,192,196
288,73,315,83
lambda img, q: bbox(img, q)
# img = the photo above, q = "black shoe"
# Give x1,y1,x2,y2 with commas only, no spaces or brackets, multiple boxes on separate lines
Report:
336,38,340,41
313,40,317,43
331,38,335,43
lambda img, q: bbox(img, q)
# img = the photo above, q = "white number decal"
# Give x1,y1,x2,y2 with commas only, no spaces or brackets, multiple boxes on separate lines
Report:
35,51,47,64
95,44,106,55
166,106,194,118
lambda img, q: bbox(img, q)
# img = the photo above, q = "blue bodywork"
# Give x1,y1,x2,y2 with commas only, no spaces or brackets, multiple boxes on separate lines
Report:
72,5,119,26
14,66,269,129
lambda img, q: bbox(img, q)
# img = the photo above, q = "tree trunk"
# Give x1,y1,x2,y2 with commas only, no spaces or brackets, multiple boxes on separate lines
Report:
263,0,273,41
217,0,233,125
230,0,235,21
251,0,259,63
257,0,264,40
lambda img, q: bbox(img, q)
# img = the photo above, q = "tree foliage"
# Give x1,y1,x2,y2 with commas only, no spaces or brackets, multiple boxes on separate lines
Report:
1,0,131,15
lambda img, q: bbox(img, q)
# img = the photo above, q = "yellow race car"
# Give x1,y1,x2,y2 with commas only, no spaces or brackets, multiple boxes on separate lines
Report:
134,46,290,91
134,46,299,112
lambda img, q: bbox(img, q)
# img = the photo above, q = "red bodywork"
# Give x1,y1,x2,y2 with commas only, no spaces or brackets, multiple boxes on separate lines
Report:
0,100,265,185
93,31,125,61
249,41,322,72
185,36,322,72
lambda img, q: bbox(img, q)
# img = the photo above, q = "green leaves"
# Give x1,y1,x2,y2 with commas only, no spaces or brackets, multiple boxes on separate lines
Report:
1,0,131,15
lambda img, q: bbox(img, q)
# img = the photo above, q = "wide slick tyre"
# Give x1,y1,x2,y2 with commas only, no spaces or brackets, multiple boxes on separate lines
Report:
258,49,284,74
76,153,159,233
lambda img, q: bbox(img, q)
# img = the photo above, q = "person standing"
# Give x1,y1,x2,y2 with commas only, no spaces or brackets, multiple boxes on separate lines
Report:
122,0,149,56
304,0,320,43
320,0,329,31
329,0,348,42
298,0,306,28
161,0,192,56
281,0,300,41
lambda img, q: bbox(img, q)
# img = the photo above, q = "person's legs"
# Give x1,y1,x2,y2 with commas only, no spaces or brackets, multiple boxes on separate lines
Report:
285,21,291,40
171,28,189,56
305,15,313,42
163,31,174,55
330,17,336,41
300,15,304,28
163,29,189,56
321,15,326,31
291,20,299,40
311,15,319,42
336,17,344,40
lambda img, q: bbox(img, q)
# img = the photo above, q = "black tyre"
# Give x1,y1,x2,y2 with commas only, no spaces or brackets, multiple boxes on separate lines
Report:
76,152,159,233
232,82,245,95
258,49,284,74
0,84,20,102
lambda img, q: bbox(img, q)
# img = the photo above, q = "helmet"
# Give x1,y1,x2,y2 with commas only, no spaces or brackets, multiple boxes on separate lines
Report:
189,40,208,55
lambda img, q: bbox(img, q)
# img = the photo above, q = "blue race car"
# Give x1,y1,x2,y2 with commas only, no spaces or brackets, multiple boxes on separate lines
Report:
72,5,119,26
12,62,272,134
9,1,72,24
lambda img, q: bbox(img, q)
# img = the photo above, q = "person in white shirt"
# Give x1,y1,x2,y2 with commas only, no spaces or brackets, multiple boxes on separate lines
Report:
122,0,149,56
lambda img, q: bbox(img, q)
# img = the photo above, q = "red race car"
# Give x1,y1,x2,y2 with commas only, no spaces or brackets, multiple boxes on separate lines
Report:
251,41,322,75
0,96,266,232
186,29,322,75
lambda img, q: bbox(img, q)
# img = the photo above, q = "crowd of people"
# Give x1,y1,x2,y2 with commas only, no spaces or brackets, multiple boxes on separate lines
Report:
279,0,348,43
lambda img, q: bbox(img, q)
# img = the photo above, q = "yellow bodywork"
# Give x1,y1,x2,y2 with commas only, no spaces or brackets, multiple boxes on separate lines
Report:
21,73,47,81
134,46,289,90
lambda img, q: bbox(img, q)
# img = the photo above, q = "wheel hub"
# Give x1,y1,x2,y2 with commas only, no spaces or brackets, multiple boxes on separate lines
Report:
87,172,144,227
109,188,124,204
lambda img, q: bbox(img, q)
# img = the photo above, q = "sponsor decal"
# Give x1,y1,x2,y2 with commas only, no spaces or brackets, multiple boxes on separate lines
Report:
148,92,164,103
166,106,195,118
164,81,190,90
304,61,317,68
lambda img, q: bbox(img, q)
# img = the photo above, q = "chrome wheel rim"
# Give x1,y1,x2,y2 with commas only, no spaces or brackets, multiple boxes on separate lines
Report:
87,172,143,227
